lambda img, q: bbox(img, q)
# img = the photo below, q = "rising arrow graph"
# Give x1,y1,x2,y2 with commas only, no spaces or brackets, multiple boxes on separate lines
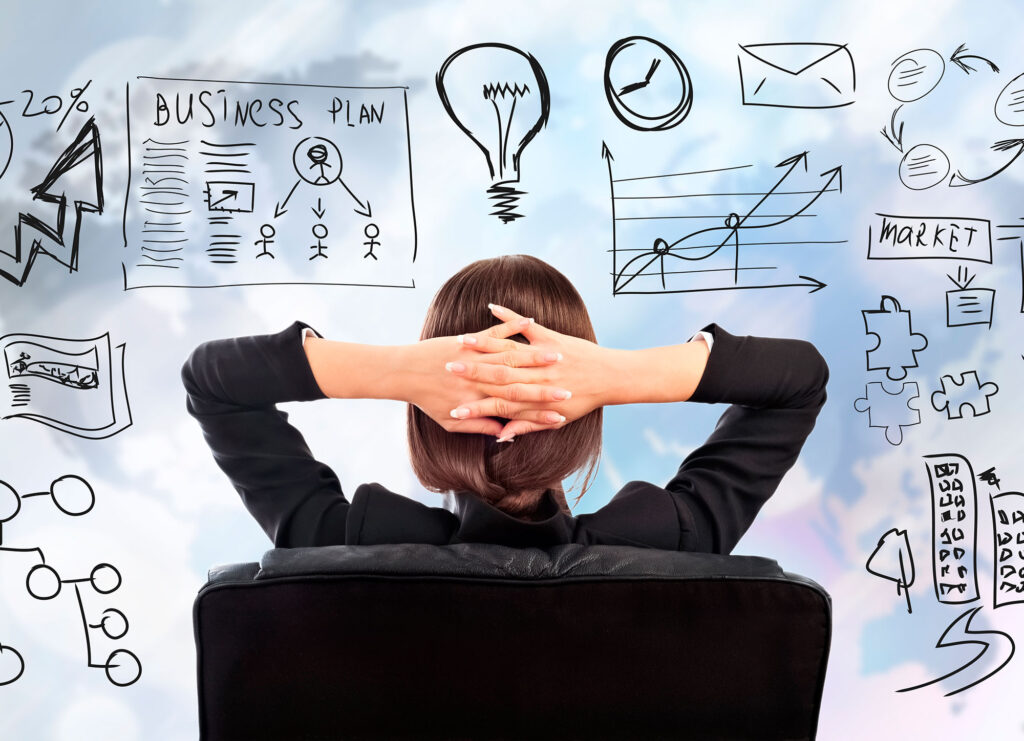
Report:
605,143,839,295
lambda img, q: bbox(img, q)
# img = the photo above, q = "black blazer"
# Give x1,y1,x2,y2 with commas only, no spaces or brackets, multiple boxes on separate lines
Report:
181,321,828,555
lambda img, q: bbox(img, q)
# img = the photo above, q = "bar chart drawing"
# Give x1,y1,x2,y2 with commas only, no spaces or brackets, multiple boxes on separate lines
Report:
604,143,843,295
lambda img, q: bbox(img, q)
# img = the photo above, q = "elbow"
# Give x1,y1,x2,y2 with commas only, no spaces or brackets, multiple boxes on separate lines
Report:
793,339,830,410
180,340,218,404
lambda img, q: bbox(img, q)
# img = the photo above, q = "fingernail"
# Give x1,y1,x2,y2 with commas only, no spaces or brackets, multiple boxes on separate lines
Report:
553,389,571,400
496,434,516,443
519,318,531,328
547,412,565,423
544,352,559,362
445,362,466,373
450,407,470,418
462,335,477,345
489,303,502,313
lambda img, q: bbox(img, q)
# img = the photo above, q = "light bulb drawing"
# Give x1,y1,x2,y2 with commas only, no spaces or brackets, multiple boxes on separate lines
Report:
436,42,551,224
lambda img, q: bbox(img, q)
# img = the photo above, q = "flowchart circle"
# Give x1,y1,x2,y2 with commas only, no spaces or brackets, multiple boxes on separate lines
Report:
888,49,945,102
26,564,61,600
50,475,95,517
899,144,949,189
0,481,20,523
104,649,142,687
0,643,25,686
293,137,342,186
90,563,122,594
995,72,1024,126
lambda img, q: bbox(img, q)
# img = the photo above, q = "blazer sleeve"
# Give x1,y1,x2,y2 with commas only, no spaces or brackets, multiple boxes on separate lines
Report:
665,323,829,554
180,320,351,548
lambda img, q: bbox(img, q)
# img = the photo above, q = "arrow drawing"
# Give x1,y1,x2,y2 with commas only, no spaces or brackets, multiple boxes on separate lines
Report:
208,189,238,209
0,117,103,286
950,139,1024,187
311,197,326,219
337,177,372,218
274,179,300,219
606,144,840,295
897,605,1014,696
950,44,999,75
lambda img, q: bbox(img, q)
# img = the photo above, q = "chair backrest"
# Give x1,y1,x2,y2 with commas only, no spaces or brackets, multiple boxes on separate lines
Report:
194,543,831,740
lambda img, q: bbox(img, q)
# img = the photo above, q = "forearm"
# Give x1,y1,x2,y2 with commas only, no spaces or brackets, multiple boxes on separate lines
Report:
303,336,414,401
606,338,710,406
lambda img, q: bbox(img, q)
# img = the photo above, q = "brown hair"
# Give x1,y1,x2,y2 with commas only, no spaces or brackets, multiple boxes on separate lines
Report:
407,254,602,518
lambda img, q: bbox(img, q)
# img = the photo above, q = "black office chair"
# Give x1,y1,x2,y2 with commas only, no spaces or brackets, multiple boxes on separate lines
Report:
194,543,831,740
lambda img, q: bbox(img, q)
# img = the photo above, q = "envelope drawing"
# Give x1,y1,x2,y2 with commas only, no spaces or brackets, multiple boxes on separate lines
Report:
738,42,856,109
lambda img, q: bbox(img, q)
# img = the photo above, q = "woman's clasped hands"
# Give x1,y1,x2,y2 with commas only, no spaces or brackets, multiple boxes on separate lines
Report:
406,303,616,443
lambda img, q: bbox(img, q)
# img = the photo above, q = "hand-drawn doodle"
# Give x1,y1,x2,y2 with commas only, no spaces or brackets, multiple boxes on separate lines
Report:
946,267,994,328
25,562,141,686
0,475,140,687
854,381,920,446
1,332,131,439
991,492,1024,608
995,72,1024,126
867,214,992,263
436,43,550,223
0,108,11,182
122,76,417,289
882,45,1017,189
924,453,979,604
898,143,950,190
0,80,95,133
887,49,945,102
979,467,1001,490
0,117,103,287
866,527,915,613
736,42,855,108
605,145,840,295
862,295,928,381
930,371,999,419
603,36,693,131
949,44,999,75
949,139,1024,187
896,605,1014,696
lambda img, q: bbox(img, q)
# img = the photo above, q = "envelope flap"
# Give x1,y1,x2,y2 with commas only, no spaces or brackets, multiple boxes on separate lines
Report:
740,43,848,75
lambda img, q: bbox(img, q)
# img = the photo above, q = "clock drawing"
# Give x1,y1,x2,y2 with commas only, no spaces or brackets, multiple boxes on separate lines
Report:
604,36,693,131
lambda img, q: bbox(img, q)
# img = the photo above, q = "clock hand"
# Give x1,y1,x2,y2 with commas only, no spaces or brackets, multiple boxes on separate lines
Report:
644,57,661,82
618,79,650,96
618,58,663,96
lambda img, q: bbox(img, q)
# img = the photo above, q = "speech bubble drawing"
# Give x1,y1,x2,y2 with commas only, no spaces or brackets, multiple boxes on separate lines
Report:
995,73,1024,126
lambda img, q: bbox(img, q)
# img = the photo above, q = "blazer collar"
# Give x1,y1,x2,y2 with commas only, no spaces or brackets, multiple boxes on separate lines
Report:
452,488,575,547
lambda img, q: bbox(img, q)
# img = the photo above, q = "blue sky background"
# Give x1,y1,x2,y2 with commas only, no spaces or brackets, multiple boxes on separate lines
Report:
1,1,1023,738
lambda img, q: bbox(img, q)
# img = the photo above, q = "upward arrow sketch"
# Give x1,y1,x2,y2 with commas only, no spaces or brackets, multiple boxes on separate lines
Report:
0,117,103,286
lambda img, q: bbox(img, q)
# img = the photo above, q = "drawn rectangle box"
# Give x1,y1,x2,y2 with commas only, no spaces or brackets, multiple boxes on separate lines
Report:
946,288,995,328
205,181,255,213
924,453,978,604
867,214,992,263
991,492,1024,608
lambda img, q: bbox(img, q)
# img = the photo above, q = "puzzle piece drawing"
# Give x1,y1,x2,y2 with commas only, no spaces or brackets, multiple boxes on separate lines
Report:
862,295,928,381
930,371,999,419
854,381,921,445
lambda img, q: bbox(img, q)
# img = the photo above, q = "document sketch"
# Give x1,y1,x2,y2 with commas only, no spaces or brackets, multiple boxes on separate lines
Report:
122,76,417,289
1,332,131,439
